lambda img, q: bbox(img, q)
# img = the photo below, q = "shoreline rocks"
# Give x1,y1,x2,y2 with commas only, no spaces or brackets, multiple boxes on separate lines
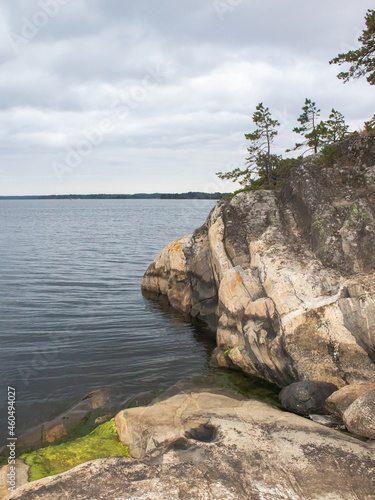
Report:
7,381,375,499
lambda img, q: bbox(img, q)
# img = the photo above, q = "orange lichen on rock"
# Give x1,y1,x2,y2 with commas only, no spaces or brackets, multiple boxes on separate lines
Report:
168,237,184,252
235,271,243,282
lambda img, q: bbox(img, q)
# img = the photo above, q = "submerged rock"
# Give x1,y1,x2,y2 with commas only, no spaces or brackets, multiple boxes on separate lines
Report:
0,388,112,454
142,136,375,386
9,383,375,499
279,380,338,415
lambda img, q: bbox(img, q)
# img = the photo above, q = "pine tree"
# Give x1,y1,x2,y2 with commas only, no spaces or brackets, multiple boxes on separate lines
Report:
217,102,280,187
329,9,375,85
324,109,349,143
288,98,325,154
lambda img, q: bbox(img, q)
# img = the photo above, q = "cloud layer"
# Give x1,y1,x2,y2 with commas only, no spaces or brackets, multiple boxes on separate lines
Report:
0,0,373,195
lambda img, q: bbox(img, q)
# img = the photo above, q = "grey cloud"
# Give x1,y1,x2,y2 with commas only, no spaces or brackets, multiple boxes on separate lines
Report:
0,0,373,195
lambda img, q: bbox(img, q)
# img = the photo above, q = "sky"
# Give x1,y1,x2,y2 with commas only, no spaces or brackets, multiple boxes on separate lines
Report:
0,0,373,195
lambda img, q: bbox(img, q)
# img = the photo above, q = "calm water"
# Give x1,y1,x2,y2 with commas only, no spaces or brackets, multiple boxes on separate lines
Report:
0,199,217,435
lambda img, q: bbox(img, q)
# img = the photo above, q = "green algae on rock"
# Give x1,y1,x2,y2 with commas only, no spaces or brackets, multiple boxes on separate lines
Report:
20,420,129,482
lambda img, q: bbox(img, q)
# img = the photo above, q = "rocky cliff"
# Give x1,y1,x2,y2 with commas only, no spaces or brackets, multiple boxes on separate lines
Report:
142,136,375,387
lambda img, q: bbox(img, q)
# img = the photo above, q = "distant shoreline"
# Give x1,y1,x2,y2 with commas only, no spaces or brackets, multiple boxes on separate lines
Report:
0,192,227,201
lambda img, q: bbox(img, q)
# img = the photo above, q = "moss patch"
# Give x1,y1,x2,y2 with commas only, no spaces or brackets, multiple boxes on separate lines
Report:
204,369,281,408
348,202,370,226
313,218,328,241
21,420,129,482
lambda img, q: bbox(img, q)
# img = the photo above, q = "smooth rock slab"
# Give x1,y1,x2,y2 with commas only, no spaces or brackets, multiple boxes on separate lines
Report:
114,384,375,499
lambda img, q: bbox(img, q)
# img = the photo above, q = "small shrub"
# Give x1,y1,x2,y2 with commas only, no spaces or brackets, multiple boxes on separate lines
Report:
320,144,337,166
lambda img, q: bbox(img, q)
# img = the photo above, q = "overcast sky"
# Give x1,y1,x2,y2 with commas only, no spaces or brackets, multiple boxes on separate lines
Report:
0,0,373,195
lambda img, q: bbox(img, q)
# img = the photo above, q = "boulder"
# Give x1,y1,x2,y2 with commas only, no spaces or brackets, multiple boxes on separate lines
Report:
142,136,375,387
9,383,375,499
324,382,375,417
279,381,338,415
343,389,375,439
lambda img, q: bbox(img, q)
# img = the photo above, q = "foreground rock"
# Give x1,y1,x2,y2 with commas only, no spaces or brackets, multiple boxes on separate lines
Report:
279,380,338,415
10,383,375,499
142,136,375,386
343,389,375,439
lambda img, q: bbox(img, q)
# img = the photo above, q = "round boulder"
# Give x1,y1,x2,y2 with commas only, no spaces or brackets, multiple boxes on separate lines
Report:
279,381,338,416
343,388,375,440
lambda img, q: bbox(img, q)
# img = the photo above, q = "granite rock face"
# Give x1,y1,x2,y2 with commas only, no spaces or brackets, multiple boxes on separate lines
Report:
142,136,375,387
8,383,375,500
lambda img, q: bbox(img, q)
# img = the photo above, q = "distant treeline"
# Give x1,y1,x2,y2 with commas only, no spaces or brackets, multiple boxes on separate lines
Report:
160,192,225,199
0,192,226,200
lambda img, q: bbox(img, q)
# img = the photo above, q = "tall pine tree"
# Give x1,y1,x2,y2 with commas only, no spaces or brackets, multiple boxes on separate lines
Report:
217,102,280,187
288,98,325,154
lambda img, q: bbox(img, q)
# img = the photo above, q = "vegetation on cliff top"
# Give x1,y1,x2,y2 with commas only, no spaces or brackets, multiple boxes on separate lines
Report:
217,99,353,193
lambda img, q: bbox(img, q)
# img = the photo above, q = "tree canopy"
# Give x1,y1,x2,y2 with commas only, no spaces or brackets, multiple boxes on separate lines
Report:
330,9,375,85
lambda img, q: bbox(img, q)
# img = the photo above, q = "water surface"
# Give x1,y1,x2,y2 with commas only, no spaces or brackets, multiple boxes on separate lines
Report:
0,199,217,435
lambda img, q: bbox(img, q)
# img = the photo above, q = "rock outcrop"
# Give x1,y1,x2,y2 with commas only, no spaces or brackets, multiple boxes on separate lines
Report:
142,136,375,387
9,382,375,499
